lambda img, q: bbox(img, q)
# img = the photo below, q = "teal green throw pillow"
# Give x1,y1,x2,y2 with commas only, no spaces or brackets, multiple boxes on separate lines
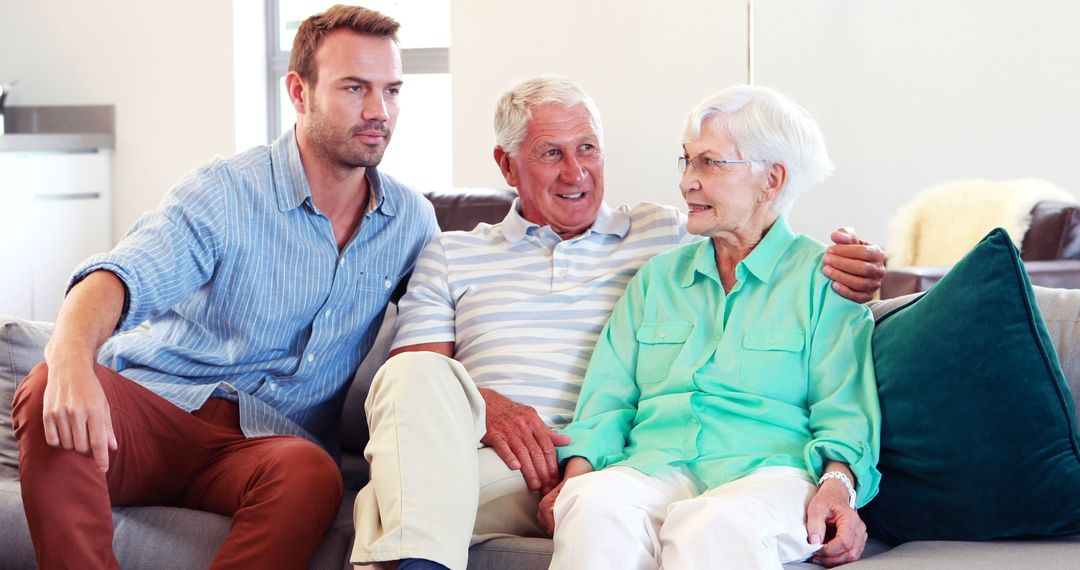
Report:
863,228,1080,543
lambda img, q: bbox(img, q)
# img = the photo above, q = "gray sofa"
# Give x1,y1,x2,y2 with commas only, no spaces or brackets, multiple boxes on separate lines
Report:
2,189,1080,569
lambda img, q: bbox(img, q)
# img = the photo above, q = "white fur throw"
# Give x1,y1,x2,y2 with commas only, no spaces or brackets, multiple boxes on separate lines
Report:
887,179,1076,267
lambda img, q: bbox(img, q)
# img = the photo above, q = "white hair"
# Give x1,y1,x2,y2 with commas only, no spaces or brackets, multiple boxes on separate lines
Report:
681,85,834,215
494,76,604,155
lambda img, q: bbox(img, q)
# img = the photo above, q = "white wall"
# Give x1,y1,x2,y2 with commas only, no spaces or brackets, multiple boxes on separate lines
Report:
754,0,1080,247
0,0,236,242
454,0,1080,248
5,1,1076,252
451,0,749,209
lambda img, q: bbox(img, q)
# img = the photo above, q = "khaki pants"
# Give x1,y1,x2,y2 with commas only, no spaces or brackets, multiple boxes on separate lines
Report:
351,352,545,570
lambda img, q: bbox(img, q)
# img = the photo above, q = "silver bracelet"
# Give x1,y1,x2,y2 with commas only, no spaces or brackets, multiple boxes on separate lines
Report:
818,470,857,509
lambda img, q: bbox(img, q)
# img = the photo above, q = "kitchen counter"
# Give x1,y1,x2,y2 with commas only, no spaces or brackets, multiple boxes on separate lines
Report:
0,132,114,152
0,105,114,321
0,105,114,151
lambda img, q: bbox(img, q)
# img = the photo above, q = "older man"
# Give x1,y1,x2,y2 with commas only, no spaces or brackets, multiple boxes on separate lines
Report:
11,6,437,569
351,77,884,570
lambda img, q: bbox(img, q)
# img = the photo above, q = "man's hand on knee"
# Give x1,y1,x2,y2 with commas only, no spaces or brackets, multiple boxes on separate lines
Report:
42,362,117,473
479,388,570,492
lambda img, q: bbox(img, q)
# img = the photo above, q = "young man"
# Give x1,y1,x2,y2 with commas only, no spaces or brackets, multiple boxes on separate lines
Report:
11,6,437,568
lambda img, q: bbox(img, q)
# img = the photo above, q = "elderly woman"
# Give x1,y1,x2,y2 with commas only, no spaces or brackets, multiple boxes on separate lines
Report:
539,85,881,569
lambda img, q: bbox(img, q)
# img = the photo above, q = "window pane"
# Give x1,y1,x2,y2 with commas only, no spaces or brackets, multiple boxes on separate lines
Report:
275,73,452,192
378,73,452,192
278,74,294,137
278,0,450,51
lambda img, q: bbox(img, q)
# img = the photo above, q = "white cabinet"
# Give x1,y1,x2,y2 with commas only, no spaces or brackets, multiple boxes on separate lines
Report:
0,149,112,321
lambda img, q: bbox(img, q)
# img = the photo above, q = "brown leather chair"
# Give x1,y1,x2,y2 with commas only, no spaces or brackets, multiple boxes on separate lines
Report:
423,187,517,232
881,200,1080,298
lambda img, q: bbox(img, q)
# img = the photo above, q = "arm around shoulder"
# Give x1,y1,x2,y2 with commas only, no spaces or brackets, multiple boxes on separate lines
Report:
824,227,886,304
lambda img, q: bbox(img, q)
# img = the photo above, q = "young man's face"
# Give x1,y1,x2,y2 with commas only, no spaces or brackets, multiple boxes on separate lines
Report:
298,30,403,168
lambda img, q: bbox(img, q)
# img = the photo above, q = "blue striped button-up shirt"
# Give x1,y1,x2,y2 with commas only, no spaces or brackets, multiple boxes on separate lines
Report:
72,129,438,453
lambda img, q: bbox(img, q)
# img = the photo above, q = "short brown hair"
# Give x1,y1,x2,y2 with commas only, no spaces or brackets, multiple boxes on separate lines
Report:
288,4,400,85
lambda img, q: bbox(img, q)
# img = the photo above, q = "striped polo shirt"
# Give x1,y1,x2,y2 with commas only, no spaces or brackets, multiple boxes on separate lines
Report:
73,128,438,453
393,199,694,427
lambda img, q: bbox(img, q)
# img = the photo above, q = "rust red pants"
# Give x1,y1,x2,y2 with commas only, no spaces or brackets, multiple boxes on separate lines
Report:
11,362,344,570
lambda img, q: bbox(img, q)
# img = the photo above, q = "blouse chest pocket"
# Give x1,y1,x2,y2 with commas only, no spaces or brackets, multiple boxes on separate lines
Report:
635,323,693,385
739,331,807,402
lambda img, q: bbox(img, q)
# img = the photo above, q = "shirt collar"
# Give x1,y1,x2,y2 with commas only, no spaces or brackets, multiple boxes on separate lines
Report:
366,167,394,216
499,199,630,243
679,216,797,288
271,127,392,216
271,128,311,212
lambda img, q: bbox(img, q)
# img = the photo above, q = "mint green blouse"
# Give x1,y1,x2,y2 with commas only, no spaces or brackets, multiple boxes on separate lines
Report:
557,217,881,506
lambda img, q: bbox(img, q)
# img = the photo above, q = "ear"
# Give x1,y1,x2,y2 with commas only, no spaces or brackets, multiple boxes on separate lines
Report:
761,162,787,203
284,71,309,115
494,146,518,187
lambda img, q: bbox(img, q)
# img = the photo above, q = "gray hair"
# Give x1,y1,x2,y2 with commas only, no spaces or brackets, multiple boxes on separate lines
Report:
494,76,604,155
681,85,834,215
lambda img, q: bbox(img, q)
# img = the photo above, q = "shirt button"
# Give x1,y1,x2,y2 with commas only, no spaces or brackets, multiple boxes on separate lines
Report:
384,278,392,289
307,354,315,363
658,331,667,338
269,384,278,392
768,336,778,345
324,309,333,318
338,258,346,266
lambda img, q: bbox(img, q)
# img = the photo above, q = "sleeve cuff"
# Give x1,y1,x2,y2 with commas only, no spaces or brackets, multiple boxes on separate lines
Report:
805,439,881,507
69,256,142,332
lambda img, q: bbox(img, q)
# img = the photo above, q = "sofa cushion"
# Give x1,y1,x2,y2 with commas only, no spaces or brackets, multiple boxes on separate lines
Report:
0,317,52,479
839,536,1080,569
863,228,1080,543
1034,287,1080,412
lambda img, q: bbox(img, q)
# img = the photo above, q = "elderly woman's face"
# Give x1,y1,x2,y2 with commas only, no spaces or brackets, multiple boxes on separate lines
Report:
679,122,772,239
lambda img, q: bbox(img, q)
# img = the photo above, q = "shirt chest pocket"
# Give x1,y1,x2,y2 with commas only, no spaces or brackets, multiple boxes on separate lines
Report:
357,271,400,292
635,323,693,385
739,331,807,402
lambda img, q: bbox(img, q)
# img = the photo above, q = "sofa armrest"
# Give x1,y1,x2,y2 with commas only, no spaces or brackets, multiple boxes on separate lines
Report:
1021,201,1080,261
881,260,1080,299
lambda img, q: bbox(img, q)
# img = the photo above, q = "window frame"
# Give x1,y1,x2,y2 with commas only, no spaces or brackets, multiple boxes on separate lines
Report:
264,0,450,141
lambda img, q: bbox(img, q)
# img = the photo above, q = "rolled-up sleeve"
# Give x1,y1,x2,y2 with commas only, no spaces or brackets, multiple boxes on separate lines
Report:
803,284,881,507
69,165,227,331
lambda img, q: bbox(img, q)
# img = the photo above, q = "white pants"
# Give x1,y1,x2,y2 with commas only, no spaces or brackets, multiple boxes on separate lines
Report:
550,465,821,570
351,352,545,570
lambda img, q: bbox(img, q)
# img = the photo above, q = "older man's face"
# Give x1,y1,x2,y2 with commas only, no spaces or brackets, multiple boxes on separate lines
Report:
498,104,605,239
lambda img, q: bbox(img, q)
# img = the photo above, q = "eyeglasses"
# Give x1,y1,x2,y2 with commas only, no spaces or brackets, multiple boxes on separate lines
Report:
677,155,764,174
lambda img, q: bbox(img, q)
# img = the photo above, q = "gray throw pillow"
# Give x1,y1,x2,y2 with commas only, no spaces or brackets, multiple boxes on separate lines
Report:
0,317,53,480
1032,286,1080,408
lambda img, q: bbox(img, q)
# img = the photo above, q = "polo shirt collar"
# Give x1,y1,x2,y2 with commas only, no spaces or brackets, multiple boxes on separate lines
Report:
271,127,392,216
500,199,630,243
679,216,797,288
